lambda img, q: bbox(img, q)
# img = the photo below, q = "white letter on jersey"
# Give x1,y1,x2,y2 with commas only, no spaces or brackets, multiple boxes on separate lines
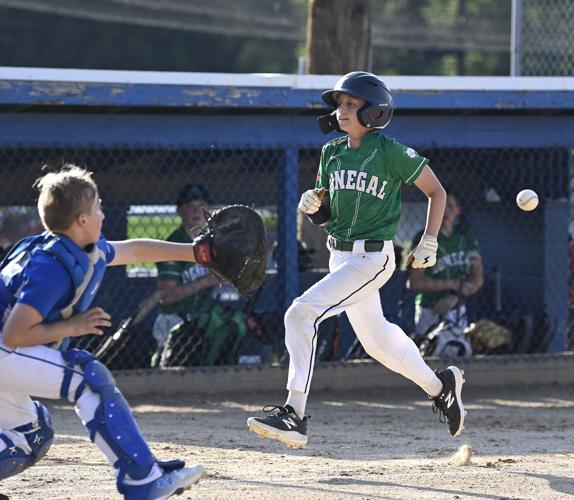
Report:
366,175,379,196
345,170,357,190
333,170,345,190
356,171,367,192
377,180,388,200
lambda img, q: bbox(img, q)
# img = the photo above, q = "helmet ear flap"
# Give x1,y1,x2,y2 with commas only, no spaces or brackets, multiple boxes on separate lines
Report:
318,110,342,135
358,103,394,129
356,103,373,128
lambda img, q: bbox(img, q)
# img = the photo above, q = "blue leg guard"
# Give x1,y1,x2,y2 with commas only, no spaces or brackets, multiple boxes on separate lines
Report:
0,435,32,480
61,349,156,493
0,402,54,480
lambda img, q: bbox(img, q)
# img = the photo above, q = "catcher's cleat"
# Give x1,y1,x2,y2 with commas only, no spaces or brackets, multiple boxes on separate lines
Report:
123,464,206,500
432,366,466,437
247,405,309,449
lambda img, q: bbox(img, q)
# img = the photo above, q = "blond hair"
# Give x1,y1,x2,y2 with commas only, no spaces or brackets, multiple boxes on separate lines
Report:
35,165,98,232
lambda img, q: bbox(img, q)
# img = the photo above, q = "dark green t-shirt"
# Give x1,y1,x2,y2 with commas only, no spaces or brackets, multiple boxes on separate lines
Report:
413,225,480,308
155,226,212,315
315,131,428,241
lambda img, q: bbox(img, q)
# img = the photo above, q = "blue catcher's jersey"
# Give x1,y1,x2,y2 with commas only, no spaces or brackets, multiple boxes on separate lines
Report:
0,232,115,348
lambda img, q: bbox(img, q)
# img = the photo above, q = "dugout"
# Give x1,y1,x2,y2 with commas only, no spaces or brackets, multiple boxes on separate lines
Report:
0,68,572,355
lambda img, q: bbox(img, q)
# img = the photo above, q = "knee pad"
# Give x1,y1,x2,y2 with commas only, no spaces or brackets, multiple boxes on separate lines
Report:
66,351,155,484
0,402,54,480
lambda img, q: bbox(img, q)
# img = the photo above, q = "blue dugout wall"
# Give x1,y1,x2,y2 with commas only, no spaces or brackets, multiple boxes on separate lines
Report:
0,69,572,358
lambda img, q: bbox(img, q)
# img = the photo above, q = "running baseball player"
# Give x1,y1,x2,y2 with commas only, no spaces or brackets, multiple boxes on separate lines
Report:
247,71,466,448
0,166,208,498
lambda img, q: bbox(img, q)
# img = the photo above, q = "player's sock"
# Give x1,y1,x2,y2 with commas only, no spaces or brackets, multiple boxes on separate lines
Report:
393,338,443,396
426,376,443,398
285,390,307,419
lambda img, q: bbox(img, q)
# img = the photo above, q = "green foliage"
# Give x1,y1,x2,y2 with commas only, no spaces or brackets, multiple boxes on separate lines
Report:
127,215,180,240
373,0,511,76
0,0,513,76
126,214,180,272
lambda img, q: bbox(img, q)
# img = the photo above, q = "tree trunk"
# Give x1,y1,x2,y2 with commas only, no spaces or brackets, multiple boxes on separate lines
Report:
306,0,372,75
302,1,372,269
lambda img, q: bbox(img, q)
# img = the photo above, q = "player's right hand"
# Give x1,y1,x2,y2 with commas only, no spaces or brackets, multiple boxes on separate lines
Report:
298,189,322,214
68,307,112,337
406,234,438,269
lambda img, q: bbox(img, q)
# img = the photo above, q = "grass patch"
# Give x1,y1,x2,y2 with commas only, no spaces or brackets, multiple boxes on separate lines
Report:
127,214,181,272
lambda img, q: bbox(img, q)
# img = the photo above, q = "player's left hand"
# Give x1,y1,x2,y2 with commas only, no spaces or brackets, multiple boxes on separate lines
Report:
298,189,322,214
67,307,112,337
406,234,438,268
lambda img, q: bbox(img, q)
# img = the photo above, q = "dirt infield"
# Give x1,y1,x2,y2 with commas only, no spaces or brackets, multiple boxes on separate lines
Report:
2,384,574,499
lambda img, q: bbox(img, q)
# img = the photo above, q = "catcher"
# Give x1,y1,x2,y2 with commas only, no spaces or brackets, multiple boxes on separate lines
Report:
0,165,264,498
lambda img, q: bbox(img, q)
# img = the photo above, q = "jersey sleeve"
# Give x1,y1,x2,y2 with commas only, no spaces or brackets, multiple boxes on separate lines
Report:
314,144,330,190
97,235,116,264
17,253,73,318
157,260,183,282
387,138,429,185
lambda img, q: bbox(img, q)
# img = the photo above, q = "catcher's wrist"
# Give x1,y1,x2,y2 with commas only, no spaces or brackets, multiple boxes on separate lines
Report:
192,243,211,265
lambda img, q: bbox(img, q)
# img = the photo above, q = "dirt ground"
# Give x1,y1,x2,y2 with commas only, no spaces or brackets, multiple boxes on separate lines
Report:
2,384,574,500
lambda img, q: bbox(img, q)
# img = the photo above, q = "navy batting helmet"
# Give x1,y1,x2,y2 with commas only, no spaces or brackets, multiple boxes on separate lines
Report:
318,71,394,134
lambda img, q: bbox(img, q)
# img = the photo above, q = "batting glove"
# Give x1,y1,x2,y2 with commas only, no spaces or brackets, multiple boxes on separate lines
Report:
406,234,438,268
298,189,322,214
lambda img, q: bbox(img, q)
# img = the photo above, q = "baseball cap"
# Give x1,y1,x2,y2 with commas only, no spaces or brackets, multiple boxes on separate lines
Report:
176,183,211,207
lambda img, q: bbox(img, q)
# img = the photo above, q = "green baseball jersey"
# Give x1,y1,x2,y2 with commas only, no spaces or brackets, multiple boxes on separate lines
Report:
315,131,428,241
413,225,480,308
156,226,212,315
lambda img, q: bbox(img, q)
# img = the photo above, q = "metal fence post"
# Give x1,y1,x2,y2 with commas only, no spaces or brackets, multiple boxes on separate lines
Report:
277,146,299,313
511,0,522,76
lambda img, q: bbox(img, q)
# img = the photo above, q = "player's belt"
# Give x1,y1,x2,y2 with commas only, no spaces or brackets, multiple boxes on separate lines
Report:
328,236,385,252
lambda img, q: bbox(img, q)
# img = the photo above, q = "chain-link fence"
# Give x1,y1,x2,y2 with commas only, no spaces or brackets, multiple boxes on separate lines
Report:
518,0,574,75
0,142,570,368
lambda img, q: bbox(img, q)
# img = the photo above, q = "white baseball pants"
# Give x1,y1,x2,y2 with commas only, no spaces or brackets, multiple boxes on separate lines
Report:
0,342,119,467
285,240,440,396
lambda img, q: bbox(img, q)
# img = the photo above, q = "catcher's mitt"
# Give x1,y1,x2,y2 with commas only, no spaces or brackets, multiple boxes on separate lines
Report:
192,205,266,294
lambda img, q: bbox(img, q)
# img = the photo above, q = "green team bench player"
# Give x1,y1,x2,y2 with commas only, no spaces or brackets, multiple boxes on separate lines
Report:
408,187,484,339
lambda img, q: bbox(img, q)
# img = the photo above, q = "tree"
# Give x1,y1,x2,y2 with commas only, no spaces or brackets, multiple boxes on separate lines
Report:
305,0,372,74
302,1,373,268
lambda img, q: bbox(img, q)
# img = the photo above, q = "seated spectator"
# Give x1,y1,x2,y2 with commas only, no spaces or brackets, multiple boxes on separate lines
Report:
150,184,220,366
407,187,484,339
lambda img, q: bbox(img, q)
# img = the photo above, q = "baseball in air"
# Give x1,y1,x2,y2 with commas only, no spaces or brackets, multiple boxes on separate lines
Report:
516,189,539,211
